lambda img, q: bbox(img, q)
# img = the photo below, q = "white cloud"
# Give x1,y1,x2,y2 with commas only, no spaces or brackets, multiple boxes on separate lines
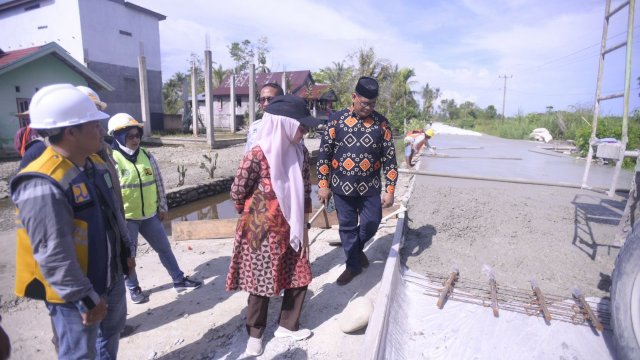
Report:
134,0,639,115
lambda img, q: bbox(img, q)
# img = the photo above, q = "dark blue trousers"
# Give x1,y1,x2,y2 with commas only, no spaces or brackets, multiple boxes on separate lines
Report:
333,193,382,272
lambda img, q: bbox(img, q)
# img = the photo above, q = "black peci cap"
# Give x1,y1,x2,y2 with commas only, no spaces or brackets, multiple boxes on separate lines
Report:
355,76,379,99
265,94,322,128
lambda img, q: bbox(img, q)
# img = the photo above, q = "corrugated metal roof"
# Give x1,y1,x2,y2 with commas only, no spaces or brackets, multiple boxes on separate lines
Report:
294,84,337,101
0,42,113,91
212,70,312,96
0,45,41,67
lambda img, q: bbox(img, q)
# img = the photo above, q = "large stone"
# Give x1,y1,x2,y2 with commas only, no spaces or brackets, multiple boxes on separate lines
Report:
338,296,374,333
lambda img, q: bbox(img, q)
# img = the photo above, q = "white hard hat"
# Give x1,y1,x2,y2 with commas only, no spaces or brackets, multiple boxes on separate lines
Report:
108,113,143,135
29,84,109,129
76,85,107,110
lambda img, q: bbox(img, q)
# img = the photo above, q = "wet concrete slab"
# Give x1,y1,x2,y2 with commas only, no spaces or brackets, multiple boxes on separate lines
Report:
422,134,633,190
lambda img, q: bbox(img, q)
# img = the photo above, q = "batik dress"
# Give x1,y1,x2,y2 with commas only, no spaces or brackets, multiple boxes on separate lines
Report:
225,145,313,297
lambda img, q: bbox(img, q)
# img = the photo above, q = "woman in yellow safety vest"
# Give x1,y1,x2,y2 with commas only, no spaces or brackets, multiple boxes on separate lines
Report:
108,113,202,304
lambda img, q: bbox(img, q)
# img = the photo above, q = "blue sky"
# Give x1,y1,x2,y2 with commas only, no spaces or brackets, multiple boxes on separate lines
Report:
134,0,639,116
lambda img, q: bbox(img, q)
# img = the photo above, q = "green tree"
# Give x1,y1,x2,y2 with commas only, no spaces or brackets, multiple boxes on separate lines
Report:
349,46,392,83
256,36,270,73
228,39,254,73
421,83,440,118
162,72,187,114
485,105,498,119
212,64,230,88
314,61,355,108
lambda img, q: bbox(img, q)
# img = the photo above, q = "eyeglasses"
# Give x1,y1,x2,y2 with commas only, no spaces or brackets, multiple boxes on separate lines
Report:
258,96,273,104
357,97,376,108
126,132,141,140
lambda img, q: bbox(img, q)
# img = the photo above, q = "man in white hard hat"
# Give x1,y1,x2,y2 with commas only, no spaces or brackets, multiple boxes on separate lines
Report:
11,84,135,359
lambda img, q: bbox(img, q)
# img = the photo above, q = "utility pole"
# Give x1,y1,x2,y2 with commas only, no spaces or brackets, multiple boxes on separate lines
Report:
138,42,151,138
204,35,215,148
191,56,198,137
499,74,512,120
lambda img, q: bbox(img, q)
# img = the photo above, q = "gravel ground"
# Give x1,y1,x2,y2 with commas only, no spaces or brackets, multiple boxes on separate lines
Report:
0,136,413,360
400,126,630,299
0,138,322,232
401,176,626,298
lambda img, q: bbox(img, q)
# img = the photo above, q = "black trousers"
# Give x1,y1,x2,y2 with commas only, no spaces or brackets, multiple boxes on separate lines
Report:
333,193,382,271
246,286,308,338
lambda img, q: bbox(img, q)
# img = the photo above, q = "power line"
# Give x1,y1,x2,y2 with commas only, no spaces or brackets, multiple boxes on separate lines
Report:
515,25,640,73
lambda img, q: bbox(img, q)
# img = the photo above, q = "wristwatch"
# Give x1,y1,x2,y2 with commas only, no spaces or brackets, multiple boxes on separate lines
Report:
74,296,97,313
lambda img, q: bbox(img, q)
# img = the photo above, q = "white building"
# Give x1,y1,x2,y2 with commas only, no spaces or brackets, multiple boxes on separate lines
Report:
0,0,165,128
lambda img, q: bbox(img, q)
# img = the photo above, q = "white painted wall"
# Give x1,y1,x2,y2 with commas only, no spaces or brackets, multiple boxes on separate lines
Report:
0,0,84,60
78,0,162,70
199,96,251,131
0,0,161,70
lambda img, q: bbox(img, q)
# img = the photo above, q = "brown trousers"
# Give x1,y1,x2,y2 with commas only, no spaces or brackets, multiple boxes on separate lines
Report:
246,286,307,338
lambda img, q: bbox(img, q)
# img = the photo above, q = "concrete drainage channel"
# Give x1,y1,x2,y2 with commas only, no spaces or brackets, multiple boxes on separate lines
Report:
361,171,612,359
360,168,417,359
360,167,618,359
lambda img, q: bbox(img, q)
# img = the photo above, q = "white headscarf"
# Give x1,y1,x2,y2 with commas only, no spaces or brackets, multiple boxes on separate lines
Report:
255,113,305,251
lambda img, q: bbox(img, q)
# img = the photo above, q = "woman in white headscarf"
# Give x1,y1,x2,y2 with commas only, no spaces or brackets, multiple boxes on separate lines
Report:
226,95,320,356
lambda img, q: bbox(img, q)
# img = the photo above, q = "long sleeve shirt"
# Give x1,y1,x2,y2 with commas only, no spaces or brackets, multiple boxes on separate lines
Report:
12,160,134,306
317,108,398,196
146,150,168,213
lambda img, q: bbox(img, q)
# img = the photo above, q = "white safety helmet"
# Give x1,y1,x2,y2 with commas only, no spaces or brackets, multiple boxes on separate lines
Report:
76,85,107,110
108,113,144,135
29,84,109,129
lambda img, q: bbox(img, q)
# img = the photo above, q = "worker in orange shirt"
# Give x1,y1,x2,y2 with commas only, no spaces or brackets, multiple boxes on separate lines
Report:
404,128,435,167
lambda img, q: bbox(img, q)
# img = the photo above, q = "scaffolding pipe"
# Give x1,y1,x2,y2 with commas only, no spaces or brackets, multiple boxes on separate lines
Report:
608,0,635,197
582,0,612,188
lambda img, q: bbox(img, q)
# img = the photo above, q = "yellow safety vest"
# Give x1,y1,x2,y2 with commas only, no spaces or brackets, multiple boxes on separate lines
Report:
13,147,114,303
112,148,158,219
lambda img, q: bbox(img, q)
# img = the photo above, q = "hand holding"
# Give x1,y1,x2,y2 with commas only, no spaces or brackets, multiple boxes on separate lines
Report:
127,257,136,276
300,229,310,259
317,187,331,204
382,192,394,208
80,299,108,326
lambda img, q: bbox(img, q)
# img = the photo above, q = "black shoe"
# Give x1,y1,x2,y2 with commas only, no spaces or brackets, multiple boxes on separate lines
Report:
360,252,370,268
129,286,149,304
336,268,361,286
173,276,203,292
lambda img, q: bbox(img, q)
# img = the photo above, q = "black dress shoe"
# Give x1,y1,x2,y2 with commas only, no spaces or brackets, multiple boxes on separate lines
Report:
360,252,369,268
336,268,361,286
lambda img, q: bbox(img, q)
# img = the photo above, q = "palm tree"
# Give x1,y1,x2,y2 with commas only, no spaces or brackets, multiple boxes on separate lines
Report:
162,72,187,114
212,65,230,89
421,83,441,117
350,46,392,83
317,61,355,108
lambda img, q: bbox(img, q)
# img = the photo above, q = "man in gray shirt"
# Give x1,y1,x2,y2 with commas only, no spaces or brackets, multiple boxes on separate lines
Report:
12,84,134,359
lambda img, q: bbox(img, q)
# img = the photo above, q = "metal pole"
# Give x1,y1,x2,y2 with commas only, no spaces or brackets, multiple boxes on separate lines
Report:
191,57,198,137
608,0,635,197
499,74,512,120
229,74,236,133
249,64,256,125
282,71,287,94
204,44,215,148
138,43,151,138
582,0,612,188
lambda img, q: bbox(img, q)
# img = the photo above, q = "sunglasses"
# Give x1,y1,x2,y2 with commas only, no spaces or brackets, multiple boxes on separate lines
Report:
356,96,376,108
258,96,273,104
298,125,310,133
